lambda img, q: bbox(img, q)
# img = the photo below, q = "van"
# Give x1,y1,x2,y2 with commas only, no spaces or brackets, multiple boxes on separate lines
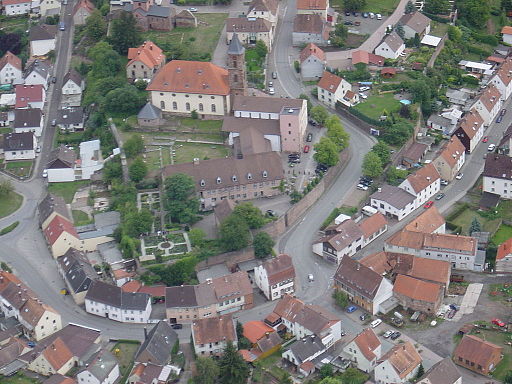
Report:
370,319,382,328
362,205,378,216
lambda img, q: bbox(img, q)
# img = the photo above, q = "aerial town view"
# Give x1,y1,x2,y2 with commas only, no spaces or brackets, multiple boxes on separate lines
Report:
1,0,512,382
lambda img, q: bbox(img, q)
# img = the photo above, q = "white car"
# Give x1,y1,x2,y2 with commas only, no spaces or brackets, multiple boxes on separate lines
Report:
383,330,393,338
455,173,463,180
359,86,370,92
308,274,314,282
369,12,375,18
376,13,382,20
36,146,41,153
42,169,48,178
268,87,275,95
488,143,496,151
359,93,368,99
357,184,368,191
188,7,198,12
370,319,382,328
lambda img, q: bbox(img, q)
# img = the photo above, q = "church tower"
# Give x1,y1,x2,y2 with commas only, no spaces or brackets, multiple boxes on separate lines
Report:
227,33,247,97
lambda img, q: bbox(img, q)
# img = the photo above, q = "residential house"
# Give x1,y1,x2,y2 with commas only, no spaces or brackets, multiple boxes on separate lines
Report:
226,17,274,50
254,253,295,301
370,184,416,221
393,274,443,314
385,230,482,271
458,60,493,76
134,321,177,365
23,60,51,89
147,60,231,117
47,140,104,182
292,14,330,46
472,84,502,126
496,237,512,272
300,43,325,80
38,193,70,230
269,295,342,347
56,248,96,305
242,320,282,359
22,324,101,376
453,335,502,376
56,108,85,132
317,71,353,108
0,51,22,85
159,152,284,211
137,102,163,126
501,25,512,45
3,0,31,15
359,212,388,247
398,11,431,39
296,0,329,20
15,84,46,110
47,145,77,182
482,154,512,199
174,10,197,28
374,342,422,384
43,215,82,257
62,69,84,96
427,114,454,135
126,40,165,81
127,363,177,384
452,109,485,153
247,0,278,26
3,132,37,161
490,57,512,100
375,32,405,60
398,163,440,208
417,357,462,384
402,142,428,169
312,218,363,263
85,280,152,323
29,25,57,56
497,124,512,155
432,136,466,181
282,335,325,377
343,328,381,373
73,0,95,25
39,0,61,16
351,50,384,67
225,95,308,154
76,350,120,384
0,271,63,341
0,337,30,376
165,271,253,323
191,314,237,356
115,2,174,32
446,88,471,106
333,255,393,315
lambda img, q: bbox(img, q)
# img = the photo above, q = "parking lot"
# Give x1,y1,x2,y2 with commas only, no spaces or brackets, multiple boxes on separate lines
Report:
342,12,389,36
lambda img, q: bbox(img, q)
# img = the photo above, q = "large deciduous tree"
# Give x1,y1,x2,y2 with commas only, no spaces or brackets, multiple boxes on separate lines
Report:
458,0,490,29
219,214,250,252
85,10,107,42
128,157,148,183
87,41,122,78
108,11,142,54
314,137,339,167
253,232,275,258
164,173,199,224
362,151,383,178
193,357,219,384
123,134,144,159
344,0,366,11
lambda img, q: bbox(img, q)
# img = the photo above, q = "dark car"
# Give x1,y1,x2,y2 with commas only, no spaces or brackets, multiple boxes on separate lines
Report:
309,119,318,126
501,108,507,116
51,76,56,83
390,331,401,340
496,115,503,123
344,21,353,25
306,133,313,142
266,209,277,217
435,193,445,200
359,313,369,321
346,305,357,313
171,323,183,329
352,12,359,16
345,11,351,16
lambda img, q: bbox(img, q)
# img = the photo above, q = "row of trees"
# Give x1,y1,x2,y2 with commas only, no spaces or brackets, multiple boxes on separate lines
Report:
362,141,391,179
311,107,350,167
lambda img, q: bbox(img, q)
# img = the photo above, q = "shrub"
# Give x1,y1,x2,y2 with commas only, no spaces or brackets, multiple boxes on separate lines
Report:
0,221,19,235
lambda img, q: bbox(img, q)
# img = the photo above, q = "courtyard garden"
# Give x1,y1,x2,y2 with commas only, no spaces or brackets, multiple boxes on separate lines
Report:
111,340,140,383
4,160,33,179
140,232,191,264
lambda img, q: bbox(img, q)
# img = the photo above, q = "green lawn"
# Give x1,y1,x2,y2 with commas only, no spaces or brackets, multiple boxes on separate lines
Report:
0,191,23,219
450,208,501,236
430,21,449,37
257,351,282,368
353,93,401,120
4,160,33,178
142,13,227,60
0,15,29,33
492,224,512,246
180,118,223,132
331,0,399,14
48,181,90,203
72,210,93,226
112,341,140,380
0,372,39,384
173,142,230,164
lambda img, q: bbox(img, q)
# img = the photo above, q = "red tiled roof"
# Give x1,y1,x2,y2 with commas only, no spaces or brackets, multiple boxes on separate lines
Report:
243,321,275,343
352,328,381,362
296,0,327,10
0,51,22,71
358,213,387,238
317,71,343,92
2,0,30,5
263,254,295,286
127,41,165,70
476,84,501,113
403,163,440,194
43,216,78,246
501,26,512,35
138,285,166,297
381,67,397,75
352,50,385,66
121,280,142,293
454,335,502,367
457,109,484,139
73,0,95,15
404,206,445,233
42,337,73,371
299,43,325,63
393,274,441,303
437,136,465,168
15,84,44,109
497,237,512,260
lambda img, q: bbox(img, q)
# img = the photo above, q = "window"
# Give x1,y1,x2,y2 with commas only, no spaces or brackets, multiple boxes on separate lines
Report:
211,104,216,112
262,170,268,178
173,101,177,110
200,179,205,187
199,103,204,111
216,177,222,184
186,102,190,111
232,175,237,182
160,101,165,109
247,173,252,180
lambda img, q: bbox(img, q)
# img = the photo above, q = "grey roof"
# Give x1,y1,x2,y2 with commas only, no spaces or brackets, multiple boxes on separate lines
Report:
97,241,124,265
320,220,364,251
138,102,162,120
29,24,57,41
334,255,384,300
63,69,82,87
228,33,245,55
398,11,430,34
77,211,120,240
85,280,150,310
418,357,461,384
24,60,50,80
233,95,305,114
428,114,452,128
57,248,96,294
56,108,84,125
288,335,325,363
380,31,404,52
147,4,172,17
226,17,271,33
3,132,34,151
47,145,77,169
80,350,118,382
370,184,416,209
479,191,500,209
0,338,25,369
483,153,512,180
38,193,70,225
135,321,178,365
446,89,469,102
43,374,77,384
13,108,42,128
475,250,486,267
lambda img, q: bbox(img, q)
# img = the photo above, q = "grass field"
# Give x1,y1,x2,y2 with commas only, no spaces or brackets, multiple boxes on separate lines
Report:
331,0,400,14
5,160,33,178
353,93,401,120
72,210,93,226
0,15,29,33
492,224,512,245
142,13,227,60
48,181,90,203
0,191,23,219
0,373,39,384
450,208,501,236
430,21,449,37
112,341,140,380
174,142,230,163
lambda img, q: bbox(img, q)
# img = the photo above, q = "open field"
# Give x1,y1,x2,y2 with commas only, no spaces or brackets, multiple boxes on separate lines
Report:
353,93,401,120
493,224,512,245
450,208,501,236
48,181,90,203
4,160,33,178
331,0,400,14
0,372,39,384
0,191,23,219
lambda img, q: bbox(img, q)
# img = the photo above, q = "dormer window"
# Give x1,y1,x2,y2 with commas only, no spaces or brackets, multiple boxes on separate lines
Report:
247,173,252,180
216,177,222,184
200,179,205,187
232,175,237,182
262,170,268,178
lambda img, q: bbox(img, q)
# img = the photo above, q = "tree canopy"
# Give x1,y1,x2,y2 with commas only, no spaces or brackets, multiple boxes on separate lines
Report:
310,105,329,125
362,151,383,178
164,173,199,224
108,11,142,54
232,202,266,229
85,10,107,42
314,137,339,167
219,214,250,252
87,41,122,79
458,0,489,29
343,0,366,11
123,134,144,159
372,141,391,164
253,232,275,258
194,357,219,384
129,157,148,183
218,342,250,384
104,85,147,115
325,115,350,150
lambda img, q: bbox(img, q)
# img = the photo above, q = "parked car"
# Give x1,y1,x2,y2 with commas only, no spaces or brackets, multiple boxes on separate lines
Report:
492,318,505,327
340,359,351,370
447,309,456,319
455,173,463,180
435,193,445,200
482,136,489,143
303,145,310,153
309,119,318,126
370,319,382,328
359,93,368,99
496,115,503,123
369,12,375,18
51,76,56,83
383,330,393,338
345,11,351,16
188,7,198,12
359,313,369,321
440,179,449,186
354,21,361,26
308,274,314,282
268,87,275,95
27,341,36,348
359,86,370,92
340,329,346,336
346,305,357,313
376,13,382,19
42,169,48,178
272,71,277,79
171,323,183,329
306,133,313,142
268,81,273,87
266,209,276,217
501,108,507,116
357,184,369,191
36,146,41,153
51,119,57,126
59,22,65,31
488,144,496,151
390,331,401,340
424,201,434,209
352,12,359,16
362,12,369,17
344,21,354,25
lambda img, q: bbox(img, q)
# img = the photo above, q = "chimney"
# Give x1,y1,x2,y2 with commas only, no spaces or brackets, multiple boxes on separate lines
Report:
377,187,382,192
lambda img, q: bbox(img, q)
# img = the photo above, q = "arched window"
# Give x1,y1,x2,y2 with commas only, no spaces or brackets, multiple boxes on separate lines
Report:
160,101,165,109
211,104,216,113
186,102,190,111
199,103,204,111
172,101,177,110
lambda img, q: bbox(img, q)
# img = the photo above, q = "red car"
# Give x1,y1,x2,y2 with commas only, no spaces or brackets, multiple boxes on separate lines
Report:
482,136,489,143
492,318,505,327
303,145,310,153
423,201,434,209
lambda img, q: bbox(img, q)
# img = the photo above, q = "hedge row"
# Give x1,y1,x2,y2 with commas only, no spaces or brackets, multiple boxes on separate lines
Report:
445,203,470,222
348,107,392,128
0,221,19,236
421,12,451,24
